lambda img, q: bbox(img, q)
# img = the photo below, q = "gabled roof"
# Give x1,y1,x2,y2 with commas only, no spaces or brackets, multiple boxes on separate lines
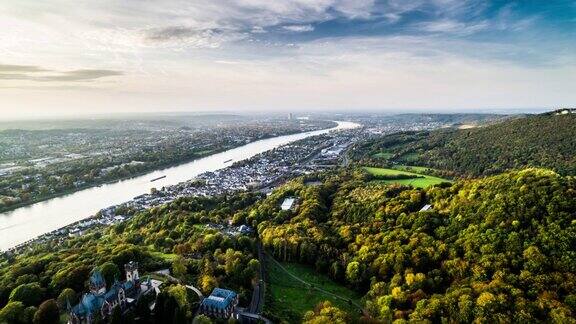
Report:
201,288,237,310
72,293,104,316
123,280,134,291
90,269,106,287
105,282,122,302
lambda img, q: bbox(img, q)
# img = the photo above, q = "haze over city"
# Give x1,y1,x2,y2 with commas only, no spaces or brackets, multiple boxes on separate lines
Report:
1,0,575,119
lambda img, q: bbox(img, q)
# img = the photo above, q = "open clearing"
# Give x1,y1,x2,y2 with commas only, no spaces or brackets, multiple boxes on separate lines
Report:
266,259,362,322
373,151,394,159
363,166,450,188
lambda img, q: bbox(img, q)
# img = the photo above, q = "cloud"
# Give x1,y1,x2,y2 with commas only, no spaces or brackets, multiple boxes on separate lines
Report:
417,19,489,35
144,26,247,48
0,64,123,83
0,0,574,118
0,0,555,58
0,73,34,80
146,27,220,42
40,69,123,82
251,26,267,34
0,64,47,73
282,24,315,32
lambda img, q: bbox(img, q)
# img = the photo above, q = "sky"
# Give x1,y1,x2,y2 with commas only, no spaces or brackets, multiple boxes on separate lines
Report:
0,0,575,119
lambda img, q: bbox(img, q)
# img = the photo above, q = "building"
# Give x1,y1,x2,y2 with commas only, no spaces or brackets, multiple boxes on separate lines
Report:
198,288,239,319
238,224,254,235
68,261,155,324
280,197,296,211
420,204,432,212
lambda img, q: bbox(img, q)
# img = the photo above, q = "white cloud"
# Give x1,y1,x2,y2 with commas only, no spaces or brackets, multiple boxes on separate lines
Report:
282,24,315,32
418,19,489,35
0,0,572,119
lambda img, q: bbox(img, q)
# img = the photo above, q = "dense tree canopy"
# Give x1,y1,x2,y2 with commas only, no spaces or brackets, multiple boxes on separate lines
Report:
303,301,349,324
8,283,44,307
252,169,576,322
0,167,574,323
0,193,262,323
353,113,576,177
32,299,59,324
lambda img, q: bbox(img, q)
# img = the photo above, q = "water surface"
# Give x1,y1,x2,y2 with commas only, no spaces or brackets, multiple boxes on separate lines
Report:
0,121,359,250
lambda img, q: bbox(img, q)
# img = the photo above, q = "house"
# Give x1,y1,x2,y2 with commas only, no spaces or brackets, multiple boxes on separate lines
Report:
238,225,254,235
420,204,432,212
280,197,296,211
198,288,239,319
68,261,157,324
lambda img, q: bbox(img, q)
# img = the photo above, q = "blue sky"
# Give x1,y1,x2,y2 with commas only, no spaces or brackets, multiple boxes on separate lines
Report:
0,0,574,118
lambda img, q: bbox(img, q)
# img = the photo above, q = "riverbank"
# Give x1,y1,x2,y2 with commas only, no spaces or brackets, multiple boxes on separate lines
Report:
0,123,337,214
0,121,357,251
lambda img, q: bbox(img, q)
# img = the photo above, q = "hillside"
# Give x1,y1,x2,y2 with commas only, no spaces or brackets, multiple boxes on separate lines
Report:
0,169,576,323
253,169,576,322
1,169,575,323
353,113,576,177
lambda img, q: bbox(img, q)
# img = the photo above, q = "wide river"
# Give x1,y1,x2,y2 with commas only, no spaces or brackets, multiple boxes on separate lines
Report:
0,121,359,251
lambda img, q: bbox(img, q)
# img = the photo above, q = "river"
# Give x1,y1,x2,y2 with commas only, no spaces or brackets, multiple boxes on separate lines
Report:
0,121,359,251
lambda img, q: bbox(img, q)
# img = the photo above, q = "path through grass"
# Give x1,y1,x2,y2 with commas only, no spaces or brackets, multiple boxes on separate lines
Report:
265,258,363,322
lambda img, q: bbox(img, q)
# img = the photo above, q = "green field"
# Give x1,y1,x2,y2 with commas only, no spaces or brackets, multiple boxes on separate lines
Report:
373,151,394,159
148,246,178,262
398,152,420,162
363,166,450,188
393,165,438,173
266,259,362,322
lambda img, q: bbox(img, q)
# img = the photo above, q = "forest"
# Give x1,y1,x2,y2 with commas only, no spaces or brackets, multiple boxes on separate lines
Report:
352,113,576,177
0,193,263,323
1,166,574,323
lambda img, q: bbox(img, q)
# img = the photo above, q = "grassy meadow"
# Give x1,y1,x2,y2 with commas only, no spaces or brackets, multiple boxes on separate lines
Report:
265,260,362,322
363,166,450,188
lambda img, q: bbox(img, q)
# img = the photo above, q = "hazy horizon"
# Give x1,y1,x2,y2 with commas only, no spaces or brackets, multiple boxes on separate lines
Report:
1,0,574,119
0,107,555,122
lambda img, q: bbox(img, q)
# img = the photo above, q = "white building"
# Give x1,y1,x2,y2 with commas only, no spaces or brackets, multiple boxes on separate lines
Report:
281,197,296,211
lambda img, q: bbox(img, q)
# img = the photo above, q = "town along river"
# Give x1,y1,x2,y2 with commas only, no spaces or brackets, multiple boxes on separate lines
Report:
0,121,359,251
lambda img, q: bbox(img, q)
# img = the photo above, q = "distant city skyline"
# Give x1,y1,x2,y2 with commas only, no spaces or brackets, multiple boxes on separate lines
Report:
0,0,574,119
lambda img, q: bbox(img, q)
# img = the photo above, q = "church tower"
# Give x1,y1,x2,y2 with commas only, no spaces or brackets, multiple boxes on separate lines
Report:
89,269,107,296
124,261,139,283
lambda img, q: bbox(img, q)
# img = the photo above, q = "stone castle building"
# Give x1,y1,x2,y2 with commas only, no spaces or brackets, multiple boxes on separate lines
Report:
68,261,155,324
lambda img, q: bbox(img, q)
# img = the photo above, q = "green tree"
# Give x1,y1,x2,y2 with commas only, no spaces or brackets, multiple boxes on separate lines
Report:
33,299,59,324
99,262,121,287
9,283,44,306
23,306,37,324
172,256,188,281
193,314,213,324
345,261,361,284
303,301,348,324
0,301,27,323
57,288,77,310
110,305,122,324
50,265,91,293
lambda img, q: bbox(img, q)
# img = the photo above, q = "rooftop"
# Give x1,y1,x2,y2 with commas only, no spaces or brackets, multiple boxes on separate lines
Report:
201,288,237,310
420,204,432,212
280,197,295,211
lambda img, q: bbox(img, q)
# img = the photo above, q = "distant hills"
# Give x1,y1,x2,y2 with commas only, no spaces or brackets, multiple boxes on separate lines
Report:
354,112,576,177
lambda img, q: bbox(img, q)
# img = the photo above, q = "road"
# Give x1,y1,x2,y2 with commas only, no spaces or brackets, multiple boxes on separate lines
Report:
248,240,267,314
153,270,203,299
